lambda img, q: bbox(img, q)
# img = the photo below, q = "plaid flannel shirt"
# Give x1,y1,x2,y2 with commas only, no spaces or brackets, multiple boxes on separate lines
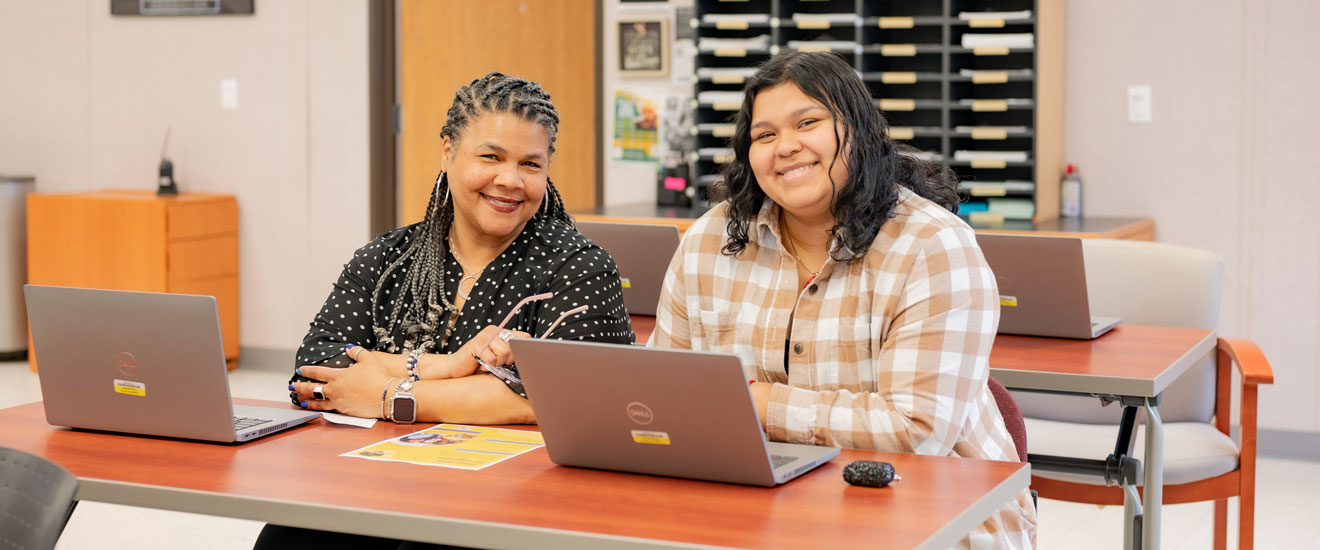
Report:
650,187,1036,549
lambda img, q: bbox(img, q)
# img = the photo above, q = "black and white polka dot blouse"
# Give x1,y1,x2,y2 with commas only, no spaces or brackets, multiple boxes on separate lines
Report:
293,216,635,398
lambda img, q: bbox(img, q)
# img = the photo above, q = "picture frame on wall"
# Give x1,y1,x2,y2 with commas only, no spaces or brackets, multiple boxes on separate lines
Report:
618,18,669,77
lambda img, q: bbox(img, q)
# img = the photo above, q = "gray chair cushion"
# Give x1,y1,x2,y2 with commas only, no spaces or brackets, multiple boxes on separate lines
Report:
1025,417,1239,486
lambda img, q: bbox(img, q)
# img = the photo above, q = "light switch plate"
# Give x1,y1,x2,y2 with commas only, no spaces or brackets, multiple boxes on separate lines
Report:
221,79,239,110
1128,85,1151,123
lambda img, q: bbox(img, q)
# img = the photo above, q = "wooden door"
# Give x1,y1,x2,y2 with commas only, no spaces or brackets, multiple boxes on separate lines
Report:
399,0,598,225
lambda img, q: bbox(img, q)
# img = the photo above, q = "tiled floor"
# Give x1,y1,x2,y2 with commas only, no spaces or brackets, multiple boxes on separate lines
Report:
2,358,1317,549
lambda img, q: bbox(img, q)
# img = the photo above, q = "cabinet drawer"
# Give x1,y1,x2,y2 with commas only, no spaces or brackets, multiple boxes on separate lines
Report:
168,235,238,285
167,199,237,241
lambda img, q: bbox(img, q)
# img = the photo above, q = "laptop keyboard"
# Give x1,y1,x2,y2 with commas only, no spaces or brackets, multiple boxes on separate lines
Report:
233,416,273,431
770,454,797,468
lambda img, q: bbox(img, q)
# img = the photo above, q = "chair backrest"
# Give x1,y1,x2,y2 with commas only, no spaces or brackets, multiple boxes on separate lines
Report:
1012,239,1224,424
0,447,79,550
988,376,1029,462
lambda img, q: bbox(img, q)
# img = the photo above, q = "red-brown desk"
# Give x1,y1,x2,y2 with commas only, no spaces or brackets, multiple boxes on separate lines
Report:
991,325,1215,550
0,398,1028,549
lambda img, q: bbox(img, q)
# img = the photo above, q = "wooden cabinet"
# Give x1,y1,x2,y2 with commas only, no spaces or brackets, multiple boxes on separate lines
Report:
26,190,239,370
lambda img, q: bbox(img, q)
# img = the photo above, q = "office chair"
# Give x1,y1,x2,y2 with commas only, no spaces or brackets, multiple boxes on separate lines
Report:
0,447,80,550
1012,238,1273,549
988,376,1028,464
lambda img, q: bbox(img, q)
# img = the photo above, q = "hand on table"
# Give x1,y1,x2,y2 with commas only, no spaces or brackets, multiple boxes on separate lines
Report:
291,346,394,418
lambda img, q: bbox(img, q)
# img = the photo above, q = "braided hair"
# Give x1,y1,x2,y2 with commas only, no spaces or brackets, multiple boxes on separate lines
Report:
370,72,575,354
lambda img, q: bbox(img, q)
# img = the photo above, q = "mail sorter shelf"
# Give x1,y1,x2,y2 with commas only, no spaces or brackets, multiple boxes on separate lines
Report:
688,0,1063,223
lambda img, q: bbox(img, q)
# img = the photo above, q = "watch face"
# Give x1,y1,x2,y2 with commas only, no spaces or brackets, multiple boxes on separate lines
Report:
394,396,416,422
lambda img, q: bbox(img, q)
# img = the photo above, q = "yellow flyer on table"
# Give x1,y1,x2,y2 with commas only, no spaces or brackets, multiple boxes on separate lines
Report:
342,424,544,470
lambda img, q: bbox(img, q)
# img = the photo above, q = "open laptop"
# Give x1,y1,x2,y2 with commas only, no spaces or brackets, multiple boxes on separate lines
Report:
575,221,680,316
24,285,319,442
509,338,840,486
976,234,1122,339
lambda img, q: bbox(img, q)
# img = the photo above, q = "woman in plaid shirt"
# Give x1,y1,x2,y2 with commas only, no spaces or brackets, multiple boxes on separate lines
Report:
650,51,1036,549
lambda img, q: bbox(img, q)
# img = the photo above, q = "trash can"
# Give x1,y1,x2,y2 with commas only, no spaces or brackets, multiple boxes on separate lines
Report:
0,175,34,359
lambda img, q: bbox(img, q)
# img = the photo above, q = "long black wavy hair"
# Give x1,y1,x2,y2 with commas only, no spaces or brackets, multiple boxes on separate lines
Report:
715,51,959,259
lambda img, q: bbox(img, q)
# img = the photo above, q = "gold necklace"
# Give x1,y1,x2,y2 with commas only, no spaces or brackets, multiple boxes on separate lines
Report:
779,217,820,287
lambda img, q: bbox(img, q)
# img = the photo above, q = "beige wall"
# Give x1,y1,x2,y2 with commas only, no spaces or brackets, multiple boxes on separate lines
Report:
0,1,371,353
1065,0,1320,432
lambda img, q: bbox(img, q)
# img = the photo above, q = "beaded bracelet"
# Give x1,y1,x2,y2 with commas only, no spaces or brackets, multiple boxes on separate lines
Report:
381,377,397,420
406,348,423,381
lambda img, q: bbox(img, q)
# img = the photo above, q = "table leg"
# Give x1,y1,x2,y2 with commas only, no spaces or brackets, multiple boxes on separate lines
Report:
1123,484,1137,550
1142,400,1163,550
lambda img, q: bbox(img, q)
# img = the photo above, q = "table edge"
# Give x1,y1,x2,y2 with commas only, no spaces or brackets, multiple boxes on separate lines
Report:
988,369,1158,397
989,329,1217,398
916,462,1031,550
1150,330,1217,397
77,478,728,549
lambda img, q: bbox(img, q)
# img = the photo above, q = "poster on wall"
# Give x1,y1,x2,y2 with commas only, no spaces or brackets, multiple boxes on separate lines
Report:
613,89,662,162
618,18,669,77
660,94,694,162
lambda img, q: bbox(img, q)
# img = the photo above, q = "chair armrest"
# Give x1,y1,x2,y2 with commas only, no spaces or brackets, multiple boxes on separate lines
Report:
1217,338,1274,386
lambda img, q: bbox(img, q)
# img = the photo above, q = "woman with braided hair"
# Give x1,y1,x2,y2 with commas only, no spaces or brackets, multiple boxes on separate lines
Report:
286,71,632,424
259,72,632,549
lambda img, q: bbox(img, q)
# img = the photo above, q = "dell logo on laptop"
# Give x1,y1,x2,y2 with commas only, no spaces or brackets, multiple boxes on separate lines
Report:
625,402,654,425
115,352,138,376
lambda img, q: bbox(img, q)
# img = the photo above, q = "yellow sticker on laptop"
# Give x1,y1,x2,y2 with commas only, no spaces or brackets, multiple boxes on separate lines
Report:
631,430,671,445
1000,295,1019,307
113,379,146,397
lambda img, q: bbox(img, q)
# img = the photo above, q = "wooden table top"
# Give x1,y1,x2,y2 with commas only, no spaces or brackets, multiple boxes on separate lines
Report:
632,314,656,344
0,399,1028,549
988,325,1215,397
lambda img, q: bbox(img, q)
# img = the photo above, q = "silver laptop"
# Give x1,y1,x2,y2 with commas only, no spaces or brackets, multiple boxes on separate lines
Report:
24,285,319,442
976,234,1122,339
510,338,840,486
575,221,680,316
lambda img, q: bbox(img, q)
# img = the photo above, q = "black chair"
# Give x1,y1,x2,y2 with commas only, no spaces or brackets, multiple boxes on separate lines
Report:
0,447,79,550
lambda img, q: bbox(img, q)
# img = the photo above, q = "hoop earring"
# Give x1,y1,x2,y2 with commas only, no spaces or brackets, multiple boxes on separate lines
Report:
436,171,450,208
538,179,554,216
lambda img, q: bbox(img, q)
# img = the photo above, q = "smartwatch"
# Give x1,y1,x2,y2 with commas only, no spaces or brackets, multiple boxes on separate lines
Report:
391,378,417,424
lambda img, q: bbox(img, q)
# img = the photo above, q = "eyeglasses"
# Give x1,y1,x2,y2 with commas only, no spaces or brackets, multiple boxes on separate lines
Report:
472,292,589,385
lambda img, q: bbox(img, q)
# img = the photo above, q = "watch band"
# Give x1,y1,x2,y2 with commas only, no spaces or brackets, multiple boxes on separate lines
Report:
391,378,417,424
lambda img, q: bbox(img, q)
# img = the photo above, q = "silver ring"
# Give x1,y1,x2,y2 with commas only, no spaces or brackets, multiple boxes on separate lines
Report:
498,330,513,342
312,385,326,401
